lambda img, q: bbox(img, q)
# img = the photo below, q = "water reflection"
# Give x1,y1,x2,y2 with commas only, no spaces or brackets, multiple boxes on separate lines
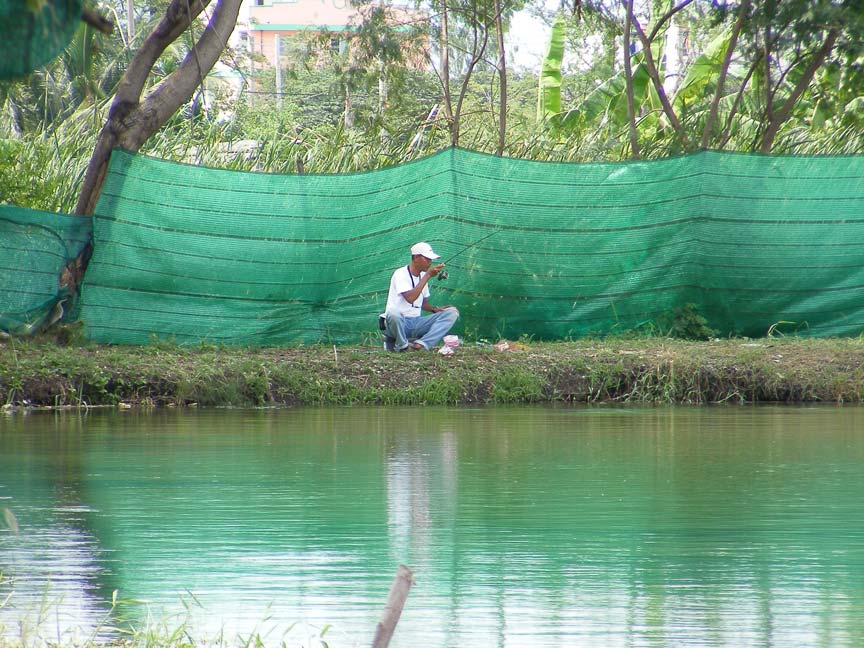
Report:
1,406,863,647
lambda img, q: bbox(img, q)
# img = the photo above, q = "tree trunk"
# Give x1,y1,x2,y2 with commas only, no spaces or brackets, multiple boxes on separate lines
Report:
662,17,680,97
493,0,506,157
439,0,455,144
75,0,242,216
700,0,749,149
623,0,639,159
452,3,489,147
630,1,693,150
275,34,282,110
378,58,388,114
126,0,135,43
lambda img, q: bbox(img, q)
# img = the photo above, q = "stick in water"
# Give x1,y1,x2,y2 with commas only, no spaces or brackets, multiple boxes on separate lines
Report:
371,565,414,648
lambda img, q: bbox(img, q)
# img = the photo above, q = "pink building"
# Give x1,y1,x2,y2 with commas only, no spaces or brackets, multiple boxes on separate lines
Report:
249,0,357,66
248,0,425,69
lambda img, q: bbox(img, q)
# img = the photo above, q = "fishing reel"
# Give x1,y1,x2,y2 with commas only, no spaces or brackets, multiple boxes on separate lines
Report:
437,270,449,281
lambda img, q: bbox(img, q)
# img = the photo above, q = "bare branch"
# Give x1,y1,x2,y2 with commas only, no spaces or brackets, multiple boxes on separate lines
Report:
115,0,210,111
452,1,492,146
701,0,749,149
719,49,761,148
760,29,838,152
647,0,694,43
762,28,774,126
493,0,506,156
623,0,639,158
81,7,114,34
439,0,454,140
630,9,690,149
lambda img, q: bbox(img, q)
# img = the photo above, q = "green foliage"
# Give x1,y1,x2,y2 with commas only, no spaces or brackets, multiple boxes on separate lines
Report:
539,0,864,156
657,303,717,341
612,303,717,341
536,14,566,121
2,0,864,216
0,126,95,212
243,62,440,138
492,369,543,403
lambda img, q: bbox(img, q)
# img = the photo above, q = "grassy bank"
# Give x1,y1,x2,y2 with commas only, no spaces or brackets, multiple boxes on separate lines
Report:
3,333,864,408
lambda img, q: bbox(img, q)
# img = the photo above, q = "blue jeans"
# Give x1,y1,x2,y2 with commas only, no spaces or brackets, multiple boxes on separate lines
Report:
384,308,459,351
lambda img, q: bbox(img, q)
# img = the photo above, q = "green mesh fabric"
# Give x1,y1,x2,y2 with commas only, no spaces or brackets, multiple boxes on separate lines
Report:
0,204,91,335
78,148,864,345
0,0,82,79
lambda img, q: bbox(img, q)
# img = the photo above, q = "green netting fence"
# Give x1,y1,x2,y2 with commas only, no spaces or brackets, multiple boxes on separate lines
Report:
0,204,91,335
71,148,864,345
0,0,83,79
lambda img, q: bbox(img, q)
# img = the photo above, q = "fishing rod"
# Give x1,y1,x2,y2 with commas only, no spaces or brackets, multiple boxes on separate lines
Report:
437,229,500,281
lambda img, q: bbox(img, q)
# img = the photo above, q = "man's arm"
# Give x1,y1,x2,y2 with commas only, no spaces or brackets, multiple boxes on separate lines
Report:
400,263,445,305
422,299,454,313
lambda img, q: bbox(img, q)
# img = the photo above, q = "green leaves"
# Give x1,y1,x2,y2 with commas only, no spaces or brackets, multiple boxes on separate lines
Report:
536,14,566,122
674,32,731,111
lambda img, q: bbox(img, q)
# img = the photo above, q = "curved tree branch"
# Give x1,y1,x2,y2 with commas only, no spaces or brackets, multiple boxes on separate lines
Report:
700,0,749,149
647,0,694,43
759,29,838,152
81,7,114,34
130,0,241,142
117,0,210,112
75,0,241,216
630,11,690,149
452,1,491,147
719,49,761,148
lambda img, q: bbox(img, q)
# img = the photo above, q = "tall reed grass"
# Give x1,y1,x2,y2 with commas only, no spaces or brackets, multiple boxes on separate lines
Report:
5,78,864,215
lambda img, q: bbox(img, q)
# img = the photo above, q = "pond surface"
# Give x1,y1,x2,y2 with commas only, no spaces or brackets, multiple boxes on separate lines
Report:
1,406,863,647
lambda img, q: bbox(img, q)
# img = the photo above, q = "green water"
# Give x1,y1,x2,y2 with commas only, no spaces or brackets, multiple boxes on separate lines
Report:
1,406,863,647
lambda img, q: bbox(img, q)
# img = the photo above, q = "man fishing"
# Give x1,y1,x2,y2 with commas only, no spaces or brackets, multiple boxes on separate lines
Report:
381,241,459,352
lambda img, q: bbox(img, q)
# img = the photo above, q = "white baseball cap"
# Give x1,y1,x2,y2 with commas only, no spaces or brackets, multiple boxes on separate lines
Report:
410,241,440,259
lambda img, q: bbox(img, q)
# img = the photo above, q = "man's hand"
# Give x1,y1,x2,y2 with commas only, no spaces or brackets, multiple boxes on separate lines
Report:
427,263,446,277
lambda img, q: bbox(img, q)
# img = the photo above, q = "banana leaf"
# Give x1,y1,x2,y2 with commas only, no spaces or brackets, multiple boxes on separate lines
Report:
560,60,651,130
673,32,731,109
536,14,567,122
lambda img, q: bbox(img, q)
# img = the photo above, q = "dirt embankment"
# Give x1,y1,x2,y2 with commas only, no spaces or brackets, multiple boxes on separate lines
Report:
2,336,864,409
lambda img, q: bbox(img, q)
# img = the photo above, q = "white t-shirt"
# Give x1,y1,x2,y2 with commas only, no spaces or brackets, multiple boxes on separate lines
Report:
385,265,429,318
